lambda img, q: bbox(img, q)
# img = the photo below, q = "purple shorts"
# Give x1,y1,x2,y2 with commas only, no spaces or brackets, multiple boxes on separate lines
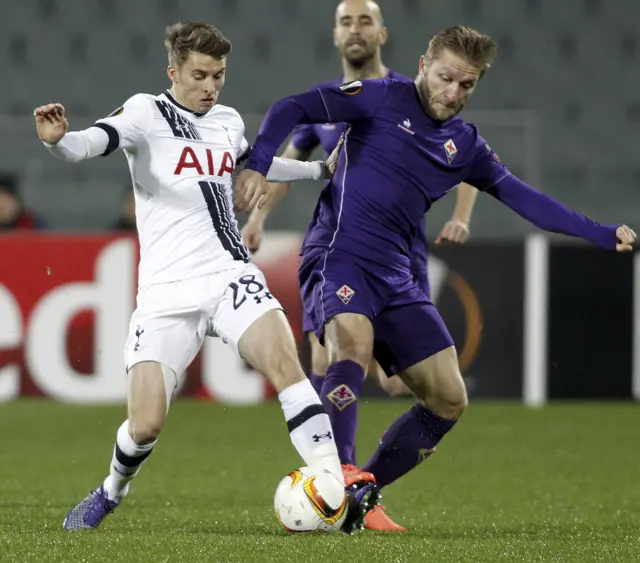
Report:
298,248,451,376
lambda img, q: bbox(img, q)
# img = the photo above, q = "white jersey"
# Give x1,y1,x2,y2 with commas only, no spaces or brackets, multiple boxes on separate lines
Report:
45,91,323,287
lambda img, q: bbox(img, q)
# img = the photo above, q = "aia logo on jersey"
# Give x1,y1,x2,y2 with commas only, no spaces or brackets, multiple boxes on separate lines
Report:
444,139,458,164
174,146,235,177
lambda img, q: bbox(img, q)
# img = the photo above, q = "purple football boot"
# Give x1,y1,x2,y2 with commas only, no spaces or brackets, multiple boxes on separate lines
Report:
341,482,381,535
63,485,119,530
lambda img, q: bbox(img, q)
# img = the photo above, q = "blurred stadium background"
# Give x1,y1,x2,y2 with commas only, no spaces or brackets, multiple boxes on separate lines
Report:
1,3,640,560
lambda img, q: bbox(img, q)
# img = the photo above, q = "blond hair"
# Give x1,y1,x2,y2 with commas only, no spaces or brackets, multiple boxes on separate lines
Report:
426,25,498,75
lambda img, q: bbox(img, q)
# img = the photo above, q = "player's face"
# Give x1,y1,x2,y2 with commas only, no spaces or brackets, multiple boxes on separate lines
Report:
417,50,481,122
334,1,387,68
169,52,226,113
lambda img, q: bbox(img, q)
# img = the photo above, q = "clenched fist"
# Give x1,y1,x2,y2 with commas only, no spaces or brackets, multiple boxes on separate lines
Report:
435,219,470,245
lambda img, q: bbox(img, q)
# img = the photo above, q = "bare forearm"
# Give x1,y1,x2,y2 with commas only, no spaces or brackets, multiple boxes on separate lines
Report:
452,182,478,223
248,182,292,224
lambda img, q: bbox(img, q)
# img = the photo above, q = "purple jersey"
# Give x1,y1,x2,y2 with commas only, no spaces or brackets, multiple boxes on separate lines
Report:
247,78,619,273
289,72,429,275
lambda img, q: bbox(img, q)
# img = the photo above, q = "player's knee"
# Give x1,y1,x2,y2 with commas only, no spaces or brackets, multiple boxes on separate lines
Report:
324,314,373,368
128,415,164,445
423,375,468,420
328,340,371,368
326,335,372,368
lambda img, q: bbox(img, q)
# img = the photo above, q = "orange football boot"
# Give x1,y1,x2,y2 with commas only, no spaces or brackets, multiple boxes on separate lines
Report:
342,464,376,487
364,505,408,532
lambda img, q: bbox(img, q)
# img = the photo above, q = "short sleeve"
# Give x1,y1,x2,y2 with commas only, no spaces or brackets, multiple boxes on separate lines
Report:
93,94,152,155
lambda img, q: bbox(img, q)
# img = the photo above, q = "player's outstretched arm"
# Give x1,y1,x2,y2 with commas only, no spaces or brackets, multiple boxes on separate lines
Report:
236,80,387,211
435,182,478,244
35,95,150,163
34,103,110,162
242,80,387,178
486,174,636,251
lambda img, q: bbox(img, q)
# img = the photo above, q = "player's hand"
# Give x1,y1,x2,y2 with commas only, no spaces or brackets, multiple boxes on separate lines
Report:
435,219,470,245
616,225,636,252
325,138,344,179
34,103,69,144
235,169,271,212
242,219,264,254
322,132,346,180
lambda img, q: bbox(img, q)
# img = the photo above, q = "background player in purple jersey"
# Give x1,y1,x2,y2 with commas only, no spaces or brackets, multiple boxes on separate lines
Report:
242,1,478,531
236,24,636,530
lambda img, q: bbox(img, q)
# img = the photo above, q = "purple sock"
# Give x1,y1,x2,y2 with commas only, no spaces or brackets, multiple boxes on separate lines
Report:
362,404,458,488
320,360,365,466
308,372,324,396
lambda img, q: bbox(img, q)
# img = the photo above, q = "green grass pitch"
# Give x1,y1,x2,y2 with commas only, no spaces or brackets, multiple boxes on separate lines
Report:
1,400,639,562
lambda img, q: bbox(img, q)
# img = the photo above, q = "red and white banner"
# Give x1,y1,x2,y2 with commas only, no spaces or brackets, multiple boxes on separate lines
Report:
5,232,588,404
0,232,305,404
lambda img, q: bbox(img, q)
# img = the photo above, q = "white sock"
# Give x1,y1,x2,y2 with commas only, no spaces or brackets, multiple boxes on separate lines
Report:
278,379,344,484
103,420,156,502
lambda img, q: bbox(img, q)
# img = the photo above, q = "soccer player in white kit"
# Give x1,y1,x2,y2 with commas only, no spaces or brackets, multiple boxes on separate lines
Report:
34,21,379,533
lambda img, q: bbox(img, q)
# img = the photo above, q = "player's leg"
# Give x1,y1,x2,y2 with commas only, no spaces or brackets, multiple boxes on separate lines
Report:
300,256,326,395
298,249,379,472
238,308,343,476
307,330,328,396
363,346,466,487
63,359,180,530
320,312,373,469
211,267,346,477
362,296,466,489
101,360,175,503
64,284,203,530
212,265,379,533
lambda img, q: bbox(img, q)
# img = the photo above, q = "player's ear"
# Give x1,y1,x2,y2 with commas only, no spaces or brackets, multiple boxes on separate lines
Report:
333,28,339,48
418,55,427,74
379,26,388,46
167,65,177,83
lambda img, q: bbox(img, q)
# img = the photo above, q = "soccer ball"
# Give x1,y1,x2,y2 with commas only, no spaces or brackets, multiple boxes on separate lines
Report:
274,466,348,533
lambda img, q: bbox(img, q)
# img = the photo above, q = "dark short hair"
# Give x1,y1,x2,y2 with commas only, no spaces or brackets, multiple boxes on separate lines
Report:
165,22,232,67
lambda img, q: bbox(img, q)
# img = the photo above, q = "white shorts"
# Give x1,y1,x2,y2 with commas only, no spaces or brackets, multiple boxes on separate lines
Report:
124,262,283,378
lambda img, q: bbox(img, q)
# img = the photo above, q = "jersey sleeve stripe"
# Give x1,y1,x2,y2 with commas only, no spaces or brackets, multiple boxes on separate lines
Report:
91,123,120,156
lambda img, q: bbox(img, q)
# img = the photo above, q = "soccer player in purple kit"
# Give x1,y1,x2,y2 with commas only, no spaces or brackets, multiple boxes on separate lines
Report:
236,25,636,530
242,0,478,532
